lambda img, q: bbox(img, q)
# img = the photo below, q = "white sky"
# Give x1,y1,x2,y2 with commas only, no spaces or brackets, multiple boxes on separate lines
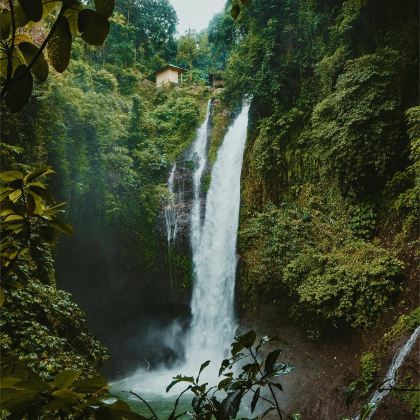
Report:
168,0,226,34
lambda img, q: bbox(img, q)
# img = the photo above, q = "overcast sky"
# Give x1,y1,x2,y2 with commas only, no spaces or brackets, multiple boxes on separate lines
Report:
168,0,226,34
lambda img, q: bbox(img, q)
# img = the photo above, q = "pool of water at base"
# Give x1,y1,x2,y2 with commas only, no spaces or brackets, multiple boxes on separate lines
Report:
114,390,192,419
111,386,253,419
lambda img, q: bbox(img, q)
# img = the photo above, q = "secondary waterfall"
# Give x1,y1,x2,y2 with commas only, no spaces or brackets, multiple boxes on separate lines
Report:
355,326,420,420
186,103,250,367
189,100,212,250
164,163,178,246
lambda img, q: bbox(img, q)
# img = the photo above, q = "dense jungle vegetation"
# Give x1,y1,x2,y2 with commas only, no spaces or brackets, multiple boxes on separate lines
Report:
227,0,419,337
0,0,418,418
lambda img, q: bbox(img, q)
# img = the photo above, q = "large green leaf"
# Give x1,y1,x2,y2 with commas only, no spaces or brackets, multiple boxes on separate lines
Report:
220,390,242,419
0,389,39,412
166,375,194,393
4,214,24,222
250,386,260,412
0,9,11,40
264,349,281,374
8,190,22,203
20,0,43,22
19,42,49,81
63,1,83,35
94,0,114,18
78,9,110,45
237,330,256,348
196,360,210,381
27,181,47,190
50,220,74,235
0,171,24,182
27,190,44,214
0,378,23,389
0,47,25,79
51,389,83,400
73,376,108,393
48,15,72,73
13,4,29,28
4,65,33,113
43,202,66,217
24,166,55,182
53,370,81,389
231,4,240,19
231,340,243,356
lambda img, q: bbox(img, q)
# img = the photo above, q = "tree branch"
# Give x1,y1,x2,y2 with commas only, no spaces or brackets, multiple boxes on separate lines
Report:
250,348,284,420
6,0,16,83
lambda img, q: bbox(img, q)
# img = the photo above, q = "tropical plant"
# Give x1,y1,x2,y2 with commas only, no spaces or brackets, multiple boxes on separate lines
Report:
0,0,114,112
0,167,73,299
133,331,296,420
0,357,144,419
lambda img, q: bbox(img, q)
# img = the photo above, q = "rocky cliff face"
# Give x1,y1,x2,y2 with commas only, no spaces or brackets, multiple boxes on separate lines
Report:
158,103,214,293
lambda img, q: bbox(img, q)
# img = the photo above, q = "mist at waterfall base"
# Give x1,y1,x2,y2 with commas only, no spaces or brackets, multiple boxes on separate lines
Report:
112,103,250,406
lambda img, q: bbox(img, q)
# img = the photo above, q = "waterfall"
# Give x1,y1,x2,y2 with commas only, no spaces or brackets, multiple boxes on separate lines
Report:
186,103,250,368
114,102,250,396
355,326,420,420
164,163,178,246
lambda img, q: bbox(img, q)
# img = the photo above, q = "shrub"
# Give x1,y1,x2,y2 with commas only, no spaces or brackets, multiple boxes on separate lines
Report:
239,186,403,336
0,280,108,379
310,48,403,196
359,352,379,393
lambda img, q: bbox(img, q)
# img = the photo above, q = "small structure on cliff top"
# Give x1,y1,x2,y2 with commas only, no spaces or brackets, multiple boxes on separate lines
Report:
151,64,187,87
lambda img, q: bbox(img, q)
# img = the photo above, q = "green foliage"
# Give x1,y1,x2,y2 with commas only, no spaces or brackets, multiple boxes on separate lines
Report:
175,31,212,82
208,100,231,163
0,279,108,379
114,0,177,70
0,0,114,112
310,48,402,196
359,352,379,393
284,241,402,333
222,0,418,338
397,373,420,419
348,203,376,240
403,307,420,332
383,106,420,249
176,32,199,74
201,173,211,193
381,307,420,348
239,187,403,336
151,93,201,159
0,167,72,286
0,357,145,419
208,11,237,70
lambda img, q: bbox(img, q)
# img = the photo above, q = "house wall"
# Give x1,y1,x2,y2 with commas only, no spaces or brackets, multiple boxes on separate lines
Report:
156,69,179,87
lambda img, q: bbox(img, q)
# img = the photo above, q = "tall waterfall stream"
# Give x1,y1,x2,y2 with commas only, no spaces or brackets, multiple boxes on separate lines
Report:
114,103,250,403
